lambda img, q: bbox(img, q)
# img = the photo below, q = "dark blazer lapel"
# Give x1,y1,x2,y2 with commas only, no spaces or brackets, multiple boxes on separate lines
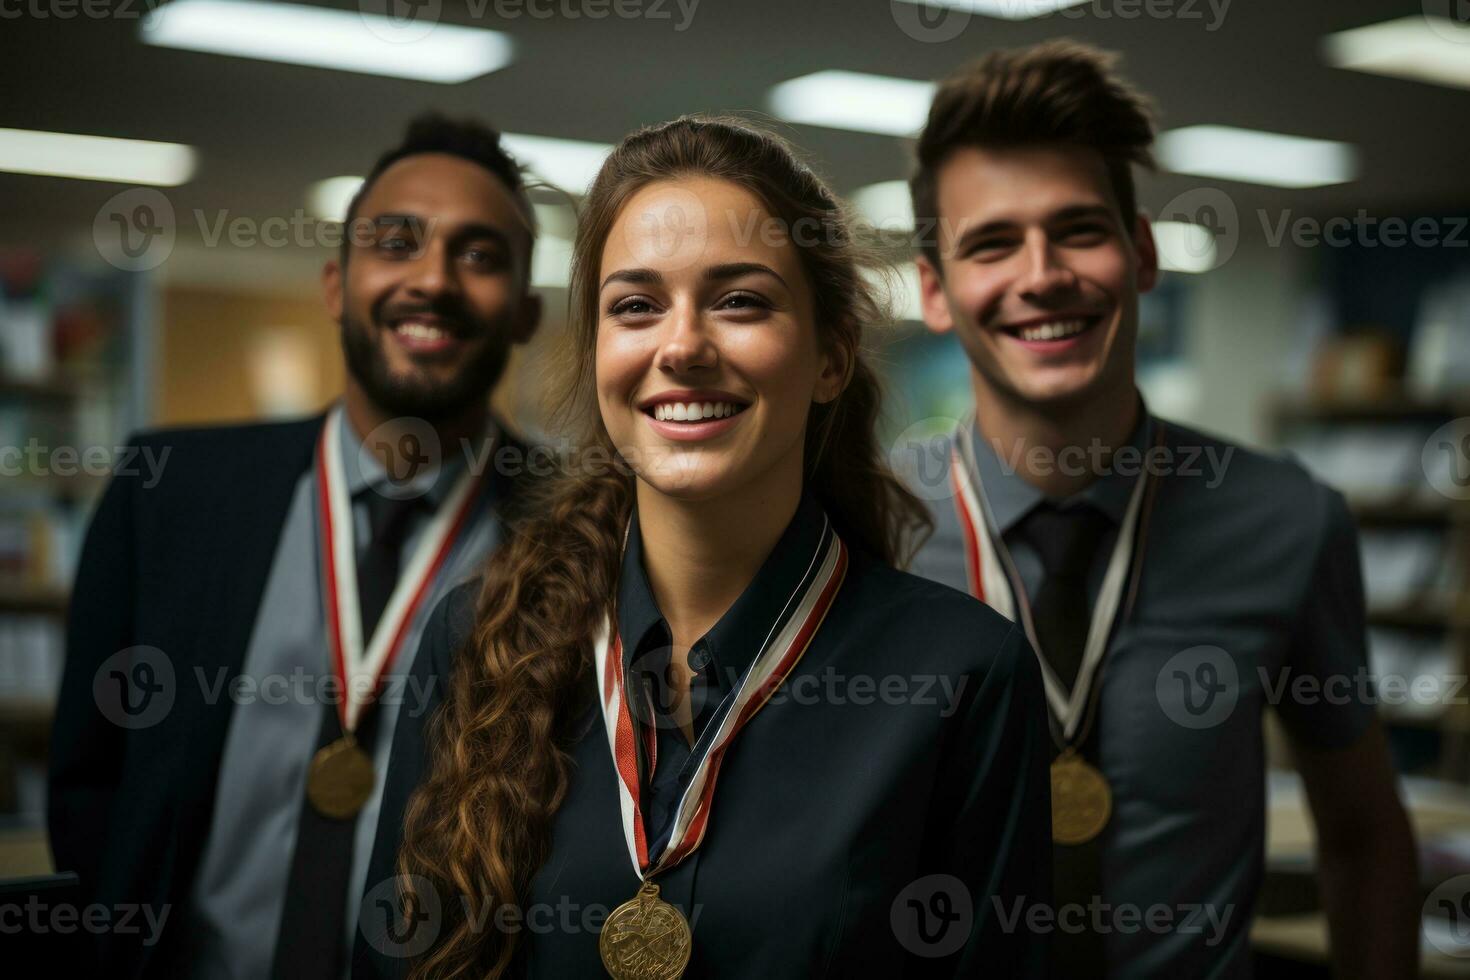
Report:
167,413,327,892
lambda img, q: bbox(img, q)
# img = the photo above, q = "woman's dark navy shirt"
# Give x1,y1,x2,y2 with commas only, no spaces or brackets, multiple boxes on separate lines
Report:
352,496,1053,979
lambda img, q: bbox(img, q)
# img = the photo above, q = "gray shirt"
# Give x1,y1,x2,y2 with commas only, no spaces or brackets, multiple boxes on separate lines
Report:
179,411,501,980
903,409,1375,979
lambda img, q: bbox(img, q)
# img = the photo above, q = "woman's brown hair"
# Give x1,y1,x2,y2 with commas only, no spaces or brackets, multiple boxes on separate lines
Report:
397,115,930,979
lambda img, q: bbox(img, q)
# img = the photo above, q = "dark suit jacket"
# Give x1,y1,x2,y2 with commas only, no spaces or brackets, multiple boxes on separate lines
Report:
353,549,1053,979
46,413,528,979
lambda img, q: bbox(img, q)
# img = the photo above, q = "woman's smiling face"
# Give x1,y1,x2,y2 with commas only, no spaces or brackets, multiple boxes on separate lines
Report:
595,176,844,503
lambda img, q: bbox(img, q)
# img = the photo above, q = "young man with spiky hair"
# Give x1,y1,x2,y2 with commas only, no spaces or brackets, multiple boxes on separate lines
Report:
903,41,1416,978
49,113,542,979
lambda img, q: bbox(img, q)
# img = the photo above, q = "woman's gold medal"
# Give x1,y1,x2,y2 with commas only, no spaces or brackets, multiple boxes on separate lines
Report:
599,880,692,980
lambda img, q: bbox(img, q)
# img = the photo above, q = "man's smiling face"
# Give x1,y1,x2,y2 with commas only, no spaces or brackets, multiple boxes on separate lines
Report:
917,143,1158,412
325,151,537,423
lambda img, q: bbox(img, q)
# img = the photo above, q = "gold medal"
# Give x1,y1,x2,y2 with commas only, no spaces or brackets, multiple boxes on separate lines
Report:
1051,748,1111,845
306,735,374,819
598,880,692,980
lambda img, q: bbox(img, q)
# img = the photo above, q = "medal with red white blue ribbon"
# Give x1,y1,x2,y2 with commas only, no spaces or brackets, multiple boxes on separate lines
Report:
593,512,848,978
948,414,1162,844
308,407,487,819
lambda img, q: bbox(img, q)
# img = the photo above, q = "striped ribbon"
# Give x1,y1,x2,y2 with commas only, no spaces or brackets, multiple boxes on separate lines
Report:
593,515,849,878
317,407,486,733
947,417,1157,741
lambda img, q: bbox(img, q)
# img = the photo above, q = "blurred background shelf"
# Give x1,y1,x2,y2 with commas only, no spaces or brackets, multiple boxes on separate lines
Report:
1261,774,1470,974
0,377,79,404
1350,498,1466,527
0,586,68,617
1368,599,1470,633
0,255,145,832
1270,391,1470,425
1269,380,1470,787
0,697,54,729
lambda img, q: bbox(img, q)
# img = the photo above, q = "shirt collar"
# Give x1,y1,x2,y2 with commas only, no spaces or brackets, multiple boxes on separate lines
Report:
617,492,830,687
335,405,469,508
966,402,1153,533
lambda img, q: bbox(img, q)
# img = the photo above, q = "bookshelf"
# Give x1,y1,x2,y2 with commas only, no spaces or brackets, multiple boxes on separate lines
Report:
1266,390,1470,779
1258,390,1470,975
0,252,149,825
0,586,68,617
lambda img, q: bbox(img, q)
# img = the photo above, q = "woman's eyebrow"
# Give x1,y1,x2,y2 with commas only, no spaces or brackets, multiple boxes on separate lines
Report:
703,262,788,290
600,268,664,291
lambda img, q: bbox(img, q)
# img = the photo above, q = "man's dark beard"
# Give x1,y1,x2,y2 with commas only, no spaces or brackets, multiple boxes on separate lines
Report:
340,309,511,424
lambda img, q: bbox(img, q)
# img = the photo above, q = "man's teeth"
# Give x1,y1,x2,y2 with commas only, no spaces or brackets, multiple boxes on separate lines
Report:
1018,318,1089,342
653,402,743,422
394,321,449,341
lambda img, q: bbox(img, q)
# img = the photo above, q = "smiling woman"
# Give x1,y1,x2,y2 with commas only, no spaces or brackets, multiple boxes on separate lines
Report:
356,116,1054,980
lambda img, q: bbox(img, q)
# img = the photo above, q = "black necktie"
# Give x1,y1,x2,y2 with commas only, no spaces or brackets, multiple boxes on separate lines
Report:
358,493,431,640
1014,501,1112,693
271,491,427,980
1016,501,1113,979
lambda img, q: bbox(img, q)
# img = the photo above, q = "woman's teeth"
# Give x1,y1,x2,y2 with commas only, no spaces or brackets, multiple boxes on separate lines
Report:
1018,318,1090,342
653,402,743,422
